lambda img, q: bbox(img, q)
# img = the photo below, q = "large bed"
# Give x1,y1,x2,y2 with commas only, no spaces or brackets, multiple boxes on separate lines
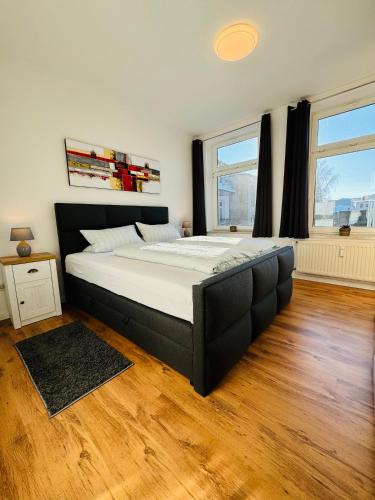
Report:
55,203,294,396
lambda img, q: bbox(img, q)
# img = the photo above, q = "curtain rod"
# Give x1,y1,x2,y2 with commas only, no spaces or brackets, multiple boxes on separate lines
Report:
200,78,375,142
201,120,261,142
308,78,375,104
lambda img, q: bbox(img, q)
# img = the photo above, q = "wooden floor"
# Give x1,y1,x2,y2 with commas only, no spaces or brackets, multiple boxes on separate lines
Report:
0,279,374,499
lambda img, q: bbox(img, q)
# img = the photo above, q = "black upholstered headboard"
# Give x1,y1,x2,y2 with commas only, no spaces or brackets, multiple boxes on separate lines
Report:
55,203,168,271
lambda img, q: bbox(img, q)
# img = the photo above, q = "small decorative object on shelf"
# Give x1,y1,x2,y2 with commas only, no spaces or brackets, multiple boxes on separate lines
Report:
230,225,238,232
182,221,192,237
339,224,351,236
10,227,34,257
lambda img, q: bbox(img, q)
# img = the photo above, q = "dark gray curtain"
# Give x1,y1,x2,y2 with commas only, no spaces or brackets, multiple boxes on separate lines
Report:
253,113,272,237
192,139,207,235
279,100,311,238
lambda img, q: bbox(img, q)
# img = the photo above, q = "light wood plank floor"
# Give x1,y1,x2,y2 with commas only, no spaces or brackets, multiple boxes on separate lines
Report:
0,279,374,499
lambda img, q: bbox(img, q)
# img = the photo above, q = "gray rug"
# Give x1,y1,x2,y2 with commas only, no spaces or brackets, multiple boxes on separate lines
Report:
15,321,133,417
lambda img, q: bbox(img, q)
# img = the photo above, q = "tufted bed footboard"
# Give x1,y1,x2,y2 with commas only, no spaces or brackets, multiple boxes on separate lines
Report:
192,246,294,395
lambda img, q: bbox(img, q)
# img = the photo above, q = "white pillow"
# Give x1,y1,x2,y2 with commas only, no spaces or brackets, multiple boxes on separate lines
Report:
80,225,142,253
135,222,180,243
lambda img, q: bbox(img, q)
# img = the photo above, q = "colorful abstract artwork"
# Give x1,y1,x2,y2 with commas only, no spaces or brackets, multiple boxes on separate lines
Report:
65,139,161,193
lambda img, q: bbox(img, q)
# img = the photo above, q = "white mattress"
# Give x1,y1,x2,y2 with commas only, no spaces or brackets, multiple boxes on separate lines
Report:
65,252,208,322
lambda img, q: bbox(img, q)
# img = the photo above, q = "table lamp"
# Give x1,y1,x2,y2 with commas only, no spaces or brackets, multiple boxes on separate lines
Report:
182,221,192,237
10,227,34,257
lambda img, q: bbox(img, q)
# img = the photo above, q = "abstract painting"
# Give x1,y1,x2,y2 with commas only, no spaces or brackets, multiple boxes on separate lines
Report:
65,138,161,193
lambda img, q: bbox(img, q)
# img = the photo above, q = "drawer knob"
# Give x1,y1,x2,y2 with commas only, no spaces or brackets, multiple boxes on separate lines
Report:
27,268,39,274
20,301,25,305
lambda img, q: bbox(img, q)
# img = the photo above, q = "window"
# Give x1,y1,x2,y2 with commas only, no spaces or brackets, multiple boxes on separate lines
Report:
209,127,260,229
310,100,375,231
217,170,258,226
317,102,375,146
217,138,258,167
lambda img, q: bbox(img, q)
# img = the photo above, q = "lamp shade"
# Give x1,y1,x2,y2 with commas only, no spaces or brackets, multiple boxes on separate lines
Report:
182,221,192,228
10,227,34,241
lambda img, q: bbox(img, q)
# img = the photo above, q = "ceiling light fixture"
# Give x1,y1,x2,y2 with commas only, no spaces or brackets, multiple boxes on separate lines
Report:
215,23,258,62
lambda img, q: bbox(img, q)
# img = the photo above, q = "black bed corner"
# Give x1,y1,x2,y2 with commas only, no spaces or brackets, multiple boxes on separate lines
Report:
55,203,294,396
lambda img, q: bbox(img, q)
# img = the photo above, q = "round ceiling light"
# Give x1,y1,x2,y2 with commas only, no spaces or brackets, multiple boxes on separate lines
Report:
215,23,258,61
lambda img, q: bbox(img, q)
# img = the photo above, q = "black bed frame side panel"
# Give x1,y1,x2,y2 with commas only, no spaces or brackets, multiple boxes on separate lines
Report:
65,274,194,378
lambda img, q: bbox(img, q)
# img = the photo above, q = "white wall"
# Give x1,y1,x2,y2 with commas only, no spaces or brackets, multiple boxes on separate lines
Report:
270,106,288,235
0,59,192,315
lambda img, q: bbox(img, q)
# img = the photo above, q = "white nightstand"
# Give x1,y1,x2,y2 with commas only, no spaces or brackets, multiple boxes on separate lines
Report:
0,252,62,329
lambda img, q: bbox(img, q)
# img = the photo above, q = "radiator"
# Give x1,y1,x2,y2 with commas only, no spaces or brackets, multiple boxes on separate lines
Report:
296,240,375,282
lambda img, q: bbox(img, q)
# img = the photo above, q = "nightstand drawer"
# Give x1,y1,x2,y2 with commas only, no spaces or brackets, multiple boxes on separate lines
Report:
13,260,51,284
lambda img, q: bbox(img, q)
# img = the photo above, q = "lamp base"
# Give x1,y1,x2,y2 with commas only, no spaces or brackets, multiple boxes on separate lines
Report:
17,241,31,257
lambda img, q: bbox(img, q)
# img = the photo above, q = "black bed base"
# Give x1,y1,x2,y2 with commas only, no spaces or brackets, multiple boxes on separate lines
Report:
55,203,294,396
65,273,194,380
64,247,293,396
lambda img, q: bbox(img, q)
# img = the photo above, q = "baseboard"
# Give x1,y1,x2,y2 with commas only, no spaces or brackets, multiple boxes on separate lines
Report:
294,272,375,290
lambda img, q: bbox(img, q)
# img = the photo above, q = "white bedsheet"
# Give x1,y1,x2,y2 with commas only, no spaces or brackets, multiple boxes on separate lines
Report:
113,237,279,274
114,242,255,274
65,252,207,323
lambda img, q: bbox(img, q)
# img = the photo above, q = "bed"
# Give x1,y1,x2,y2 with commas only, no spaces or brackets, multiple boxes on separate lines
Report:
55,203,294,396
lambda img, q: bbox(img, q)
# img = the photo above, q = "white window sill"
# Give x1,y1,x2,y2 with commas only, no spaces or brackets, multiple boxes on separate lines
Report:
308,232,375,241
207,230,375,241
208,229,253,236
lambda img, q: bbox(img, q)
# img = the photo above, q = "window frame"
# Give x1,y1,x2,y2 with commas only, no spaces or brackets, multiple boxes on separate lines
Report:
309,96,375,236
209,125,260,231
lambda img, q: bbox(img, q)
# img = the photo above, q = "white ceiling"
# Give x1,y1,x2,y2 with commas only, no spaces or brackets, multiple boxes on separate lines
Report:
2,0,375,135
